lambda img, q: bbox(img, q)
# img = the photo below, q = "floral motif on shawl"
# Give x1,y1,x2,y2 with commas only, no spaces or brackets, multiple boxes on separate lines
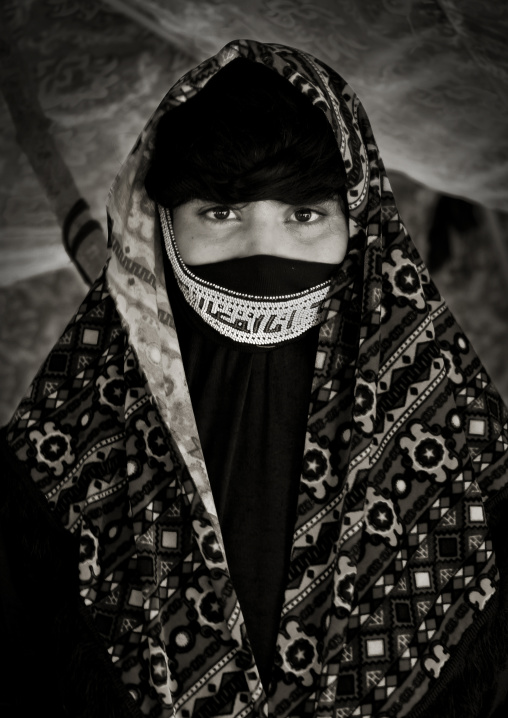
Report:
6,39,508,718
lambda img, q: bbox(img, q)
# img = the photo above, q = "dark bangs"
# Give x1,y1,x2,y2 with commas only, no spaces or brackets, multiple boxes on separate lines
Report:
144,58,347,209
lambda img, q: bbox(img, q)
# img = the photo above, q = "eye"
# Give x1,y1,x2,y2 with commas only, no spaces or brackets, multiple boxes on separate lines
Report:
291,208,323,223
205,206,233,221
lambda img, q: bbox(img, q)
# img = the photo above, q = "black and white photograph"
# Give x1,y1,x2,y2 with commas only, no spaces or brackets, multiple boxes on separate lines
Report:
1,2,507,716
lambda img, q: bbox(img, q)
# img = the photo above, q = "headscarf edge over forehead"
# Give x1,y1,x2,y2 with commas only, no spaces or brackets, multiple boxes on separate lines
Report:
6,39,508,718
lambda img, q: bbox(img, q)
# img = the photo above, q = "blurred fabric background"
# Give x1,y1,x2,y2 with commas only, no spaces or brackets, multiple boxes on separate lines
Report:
1,0,508,423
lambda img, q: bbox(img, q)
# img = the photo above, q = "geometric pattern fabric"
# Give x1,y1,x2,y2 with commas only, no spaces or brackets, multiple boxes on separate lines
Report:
6,39,508,718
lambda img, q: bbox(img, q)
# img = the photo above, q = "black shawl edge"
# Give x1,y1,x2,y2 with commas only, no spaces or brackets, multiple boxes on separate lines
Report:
0,427,144,718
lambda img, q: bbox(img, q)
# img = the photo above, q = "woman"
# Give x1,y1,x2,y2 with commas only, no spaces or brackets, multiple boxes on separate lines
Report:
1,39,507,718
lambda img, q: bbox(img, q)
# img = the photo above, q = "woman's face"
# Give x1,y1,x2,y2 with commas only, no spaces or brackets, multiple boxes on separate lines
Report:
171,198,348,265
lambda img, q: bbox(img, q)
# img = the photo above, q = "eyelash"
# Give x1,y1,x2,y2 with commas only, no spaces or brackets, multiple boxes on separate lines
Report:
291,208,324,224
201,207,237,222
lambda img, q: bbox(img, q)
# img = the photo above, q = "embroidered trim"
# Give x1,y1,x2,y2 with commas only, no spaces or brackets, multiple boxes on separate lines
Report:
159,205,332,345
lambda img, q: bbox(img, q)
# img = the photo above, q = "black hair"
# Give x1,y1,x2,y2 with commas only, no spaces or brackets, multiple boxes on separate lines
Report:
144,57,347,209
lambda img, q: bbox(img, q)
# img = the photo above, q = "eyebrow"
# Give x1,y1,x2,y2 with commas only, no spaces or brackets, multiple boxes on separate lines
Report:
195,200,249,209
196,199,338,210
273,198,339,207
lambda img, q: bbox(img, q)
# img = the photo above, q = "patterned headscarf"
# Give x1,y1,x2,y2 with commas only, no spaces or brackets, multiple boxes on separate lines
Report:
6,40,508,717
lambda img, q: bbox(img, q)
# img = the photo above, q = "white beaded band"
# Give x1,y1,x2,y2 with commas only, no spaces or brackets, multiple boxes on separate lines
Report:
159,205,332,346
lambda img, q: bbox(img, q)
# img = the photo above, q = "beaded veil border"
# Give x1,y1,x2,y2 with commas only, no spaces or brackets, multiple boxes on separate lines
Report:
158,205,333,345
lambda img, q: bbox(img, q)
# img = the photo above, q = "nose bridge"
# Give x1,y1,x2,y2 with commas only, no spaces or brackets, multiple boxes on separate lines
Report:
241,208,280,256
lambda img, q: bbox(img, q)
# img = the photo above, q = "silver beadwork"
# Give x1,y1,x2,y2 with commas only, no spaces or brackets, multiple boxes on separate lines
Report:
158,205,332,346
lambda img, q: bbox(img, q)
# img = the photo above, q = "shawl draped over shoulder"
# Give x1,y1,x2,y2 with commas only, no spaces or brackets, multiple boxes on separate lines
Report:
1,39,508,718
